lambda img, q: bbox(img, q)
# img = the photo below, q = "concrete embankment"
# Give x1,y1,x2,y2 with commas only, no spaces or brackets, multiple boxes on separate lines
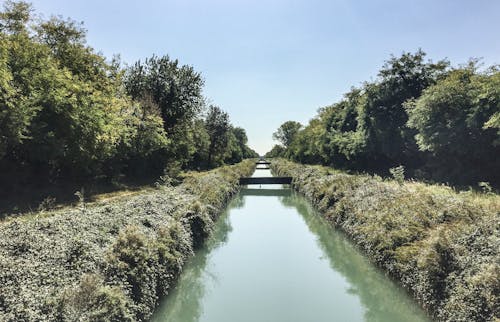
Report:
0,160,254,321
271,159,499,322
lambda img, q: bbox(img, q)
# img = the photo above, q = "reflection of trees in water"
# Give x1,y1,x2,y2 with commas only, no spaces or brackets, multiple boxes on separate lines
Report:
152,195,239,322
154,191,429,322
230,193,245,209
280,192,430,322
240,188,291,197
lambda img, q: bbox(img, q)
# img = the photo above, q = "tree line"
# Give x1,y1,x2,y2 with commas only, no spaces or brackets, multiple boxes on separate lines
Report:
267,50,499,187
0,1,258,185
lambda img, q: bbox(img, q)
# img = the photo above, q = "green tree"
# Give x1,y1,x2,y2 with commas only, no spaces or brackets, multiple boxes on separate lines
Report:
356,50,449,169
407,65,500,183
0,0,31,35
0,1,35,158
124,55,204,132
124,55,206,170
265,145,285,158
0,2,168,179
287,118,326,164
205,105,230,167
187,119,210,169
320,90,367,167
0,1,259,186
272,121,302,148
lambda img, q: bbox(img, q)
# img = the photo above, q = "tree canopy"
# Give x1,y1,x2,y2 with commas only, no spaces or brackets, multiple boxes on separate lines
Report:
272,121,302,148
0,1,257,185
268,51,500,186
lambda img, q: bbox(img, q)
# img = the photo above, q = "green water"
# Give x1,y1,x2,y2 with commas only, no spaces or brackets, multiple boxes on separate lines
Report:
152,169,431,322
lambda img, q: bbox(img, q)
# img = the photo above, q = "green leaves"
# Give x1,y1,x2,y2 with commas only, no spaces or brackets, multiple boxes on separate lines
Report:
272,120,302,148
0,2,259,182
407,66,500,184
272,51,500,186
124,55,204,133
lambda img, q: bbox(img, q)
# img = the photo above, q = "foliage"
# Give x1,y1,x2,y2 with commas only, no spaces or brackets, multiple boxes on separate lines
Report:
406,65,500,184
272,159,499,322
52,274,134,321
272,120,302,148
225,126,259,163
265,144,285,158
389,165,405,185
269,51,500,186
0,160,255,321
124,55,204,133
205,105,231,167
0,1,256,186
359,50,449,168
0,1,169,179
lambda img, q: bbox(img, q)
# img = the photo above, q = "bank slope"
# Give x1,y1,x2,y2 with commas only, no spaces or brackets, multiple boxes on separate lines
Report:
0,160,254,321
272,159,499,322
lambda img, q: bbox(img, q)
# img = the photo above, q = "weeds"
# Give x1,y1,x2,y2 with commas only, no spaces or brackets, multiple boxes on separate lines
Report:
389,165,405,185
0,160,255,321
272,159,499,322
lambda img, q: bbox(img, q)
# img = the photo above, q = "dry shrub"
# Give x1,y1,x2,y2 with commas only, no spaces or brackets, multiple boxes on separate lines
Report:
272,159,499,322
0,160,255,321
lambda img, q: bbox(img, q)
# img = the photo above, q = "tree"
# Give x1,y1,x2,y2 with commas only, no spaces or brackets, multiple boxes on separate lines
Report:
320,90,367,167
0,2,169,179
205,105,230,167
274,50,499,186
407,65,500,184
123,55,206,170
0,0,31,35
265,145,285,158
272,121,302,148
124,55,204,133
0,1,260,185
355,50,449,169
187,119,210,169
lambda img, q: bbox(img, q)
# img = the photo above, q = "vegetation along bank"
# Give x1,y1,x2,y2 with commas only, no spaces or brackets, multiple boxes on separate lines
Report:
0,160,255,321
0,2,258,215
266,51,500,188
271,159,499,322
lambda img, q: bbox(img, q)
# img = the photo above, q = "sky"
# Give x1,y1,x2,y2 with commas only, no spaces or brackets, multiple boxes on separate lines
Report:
28,0,500,154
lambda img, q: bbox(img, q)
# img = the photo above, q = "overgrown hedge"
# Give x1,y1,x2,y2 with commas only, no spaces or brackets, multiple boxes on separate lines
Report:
0,160,254,321
271,159,499,322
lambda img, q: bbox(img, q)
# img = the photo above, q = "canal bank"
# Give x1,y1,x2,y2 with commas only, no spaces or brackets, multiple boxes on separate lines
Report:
152,168,430,322
0,161,255,321
271,159,499,322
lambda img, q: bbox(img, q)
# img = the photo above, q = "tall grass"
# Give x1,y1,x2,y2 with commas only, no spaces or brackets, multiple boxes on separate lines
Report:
272,159,499,322
0,160,255,321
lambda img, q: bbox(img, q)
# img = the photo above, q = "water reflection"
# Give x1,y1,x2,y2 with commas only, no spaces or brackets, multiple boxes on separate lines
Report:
280,191,431,322
240,188,291,197
230,192,245,209
151,200,236,322
152,187,430,322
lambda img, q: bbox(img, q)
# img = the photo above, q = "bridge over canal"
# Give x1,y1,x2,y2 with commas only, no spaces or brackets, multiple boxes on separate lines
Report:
239,160,292,185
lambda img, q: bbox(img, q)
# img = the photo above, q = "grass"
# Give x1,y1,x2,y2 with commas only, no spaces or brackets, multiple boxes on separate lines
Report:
0,175,158,221
0,160,255,321
271,159,499,322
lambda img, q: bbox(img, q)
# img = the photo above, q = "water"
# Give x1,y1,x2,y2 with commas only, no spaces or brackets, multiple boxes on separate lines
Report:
152,169,431,322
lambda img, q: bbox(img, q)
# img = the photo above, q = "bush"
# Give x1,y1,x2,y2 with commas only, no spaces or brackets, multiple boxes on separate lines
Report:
272,159,499,322
51,274,134,321
0,160,255,321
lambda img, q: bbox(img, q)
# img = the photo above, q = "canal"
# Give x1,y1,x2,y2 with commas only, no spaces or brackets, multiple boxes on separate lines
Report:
152,168,431,322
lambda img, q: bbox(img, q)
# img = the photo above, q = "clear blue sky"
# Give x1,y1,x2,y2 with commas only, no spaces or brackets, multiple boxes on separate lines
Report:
29,0,500,154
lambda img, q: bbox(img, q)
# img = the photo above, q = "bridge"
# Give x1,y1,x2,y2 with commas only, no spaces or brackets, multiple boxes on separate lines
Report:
239,159,293,185
240,188,292,197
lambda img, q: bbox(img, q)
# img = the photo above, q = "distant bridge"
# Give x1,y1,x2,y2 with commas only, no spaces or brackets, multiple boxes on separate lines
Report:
239,159,293,185
240,188,292,197
239,177,292,185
